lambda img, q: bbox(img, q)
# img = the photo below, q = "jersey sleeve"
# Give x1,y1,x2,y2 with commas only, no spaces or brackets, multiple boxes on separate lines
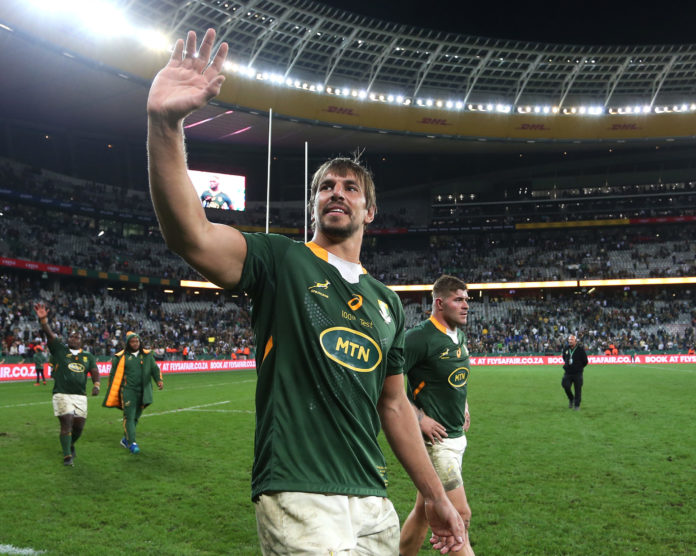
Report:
237,233,287,298
385,291,405,376
47,337,64,357
403,327,427,375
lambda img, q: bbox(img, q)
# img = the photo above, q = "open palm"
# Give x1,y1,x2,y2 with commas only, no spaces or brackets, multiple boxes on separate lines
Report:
147,29,229,123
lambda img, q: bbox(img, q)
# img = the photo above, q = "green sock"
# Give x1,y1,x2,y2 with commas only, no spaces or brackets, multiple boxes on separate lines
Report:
60,434,72,457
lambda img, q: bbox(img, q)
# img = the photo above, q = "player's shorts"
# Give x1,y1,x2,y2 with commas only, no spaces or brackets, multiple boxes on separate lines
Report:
255,491,400,555
52,393,88,418
426,434,467,491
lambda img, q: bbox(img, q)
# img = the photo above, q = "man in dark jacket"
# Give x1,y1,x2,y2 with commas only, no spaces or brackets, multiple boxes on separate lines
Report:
561,334,588,410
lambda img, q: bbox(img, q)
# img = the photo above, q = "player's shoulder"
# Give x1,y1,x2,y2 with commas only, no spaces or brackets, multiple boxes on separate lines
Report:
405,319,431,340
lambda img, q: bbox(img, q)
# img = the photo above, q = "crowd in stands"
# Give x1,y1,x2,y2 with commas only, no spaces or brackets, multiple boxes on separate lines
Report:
2,198,695,285
2,271,693,362
0,273,254,361
1,156,695,360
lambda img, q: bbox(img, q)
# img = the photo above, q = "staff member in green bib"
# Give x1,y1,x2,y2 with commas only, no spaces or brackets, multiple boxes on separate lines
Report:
146,28,465,555
103,331,163,454
400,275,475,556
34,302,100,467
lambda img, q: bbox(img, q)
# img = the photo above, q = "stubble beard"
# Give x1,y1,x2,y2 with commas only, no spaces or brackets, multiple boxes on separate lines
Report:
317,213,359,240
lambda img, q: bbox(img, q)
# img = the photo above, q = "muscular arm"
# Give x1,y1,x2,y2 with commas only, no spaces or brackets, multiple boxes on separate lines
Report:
89,365,100,396
147,29,247,288
33,302,56,343
378,374,464,553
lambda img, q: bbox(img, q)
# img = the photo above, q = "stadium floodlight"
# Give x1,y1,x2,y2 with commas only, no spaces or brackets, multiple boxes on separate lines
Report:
396,95,404,104
32,0,133,38
425,99,434,107
445,100,453,109
387,95,395,102
496,104,511,113
542,106,550,114
358,90,368,99
436,100,443,108
534,106,541,113
455,101,463,109
138,28,171,52
316,84,324,92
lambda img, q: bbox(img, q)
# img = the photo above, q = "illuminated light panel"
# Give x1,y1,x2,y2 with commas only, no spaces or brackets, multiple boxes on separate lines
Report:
184,110,234,129
580,277,696,287
388,284,433,292
219,126,252,138
180,280,222,289
467,281,579,290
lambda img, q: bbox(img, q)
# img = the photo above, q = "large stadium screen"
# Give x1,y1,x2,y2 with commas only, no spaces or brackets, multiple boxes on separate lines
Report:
189,169,246,211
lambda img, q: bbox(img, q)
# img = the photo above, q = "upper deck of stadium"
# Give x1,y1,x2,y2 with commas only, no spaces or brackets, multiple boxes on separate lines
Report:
2,0,696,149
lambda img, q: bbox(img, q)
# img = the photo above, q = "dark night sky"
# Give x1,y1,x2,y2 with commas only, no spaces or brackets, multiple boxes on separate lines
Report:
318,0,696,46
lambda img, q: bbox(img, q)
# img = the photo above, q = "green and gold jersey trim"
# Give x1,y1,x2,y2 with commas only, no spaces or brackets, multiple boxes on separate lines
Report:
428,315,448,335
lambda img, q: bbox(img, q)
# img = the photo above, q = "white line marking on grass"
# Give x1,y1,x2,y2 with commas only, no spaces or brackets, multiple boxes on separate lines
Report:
0,545,46,555
186,409,255,414
143,400,233,417
648,365,696,373
165,378,257,392
0,401,50,410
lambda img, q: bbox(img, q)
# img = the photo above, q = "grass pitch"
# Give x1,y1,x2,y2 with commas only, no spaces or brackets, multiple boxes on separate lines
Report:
0,364,694,555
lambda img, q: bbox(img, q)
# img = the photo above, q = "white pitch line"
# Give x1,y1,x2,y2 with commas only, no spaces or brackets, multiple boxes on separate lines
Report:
0,545,46,555
0,401,50,410
165,378,257,392
142,400,233,417
647,365,696,373
186,409,254,414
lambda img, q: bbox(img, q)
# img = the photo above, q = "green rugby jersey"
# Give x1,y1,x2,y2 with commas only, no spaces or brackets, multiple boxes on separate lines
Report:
201,191,233,209
405,316,470,438
47,338,97,396
237,233,405,501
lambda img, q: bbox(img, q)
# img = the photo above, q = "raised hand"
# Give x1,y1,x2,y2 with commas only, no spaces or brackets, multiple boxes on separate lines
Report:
147,29,229,124
34,302,48,321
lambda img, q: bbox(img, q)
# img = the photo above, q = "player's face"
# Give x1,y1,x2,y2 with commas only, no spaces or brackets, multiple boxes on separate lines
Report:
67,333,82,349
209,178,219,191
439,289,470,329
313,171,375,239
128,336,141,351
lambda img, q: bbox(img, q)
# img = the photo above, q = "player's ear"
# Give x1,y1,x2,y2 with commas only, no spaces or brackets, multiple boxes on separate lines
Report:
364,205,375,225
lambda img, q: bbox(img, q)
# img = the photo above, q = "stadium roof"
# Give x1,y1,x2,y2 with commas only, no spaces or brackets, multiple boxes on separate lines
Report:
121,0,696,108
2,0,696,161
